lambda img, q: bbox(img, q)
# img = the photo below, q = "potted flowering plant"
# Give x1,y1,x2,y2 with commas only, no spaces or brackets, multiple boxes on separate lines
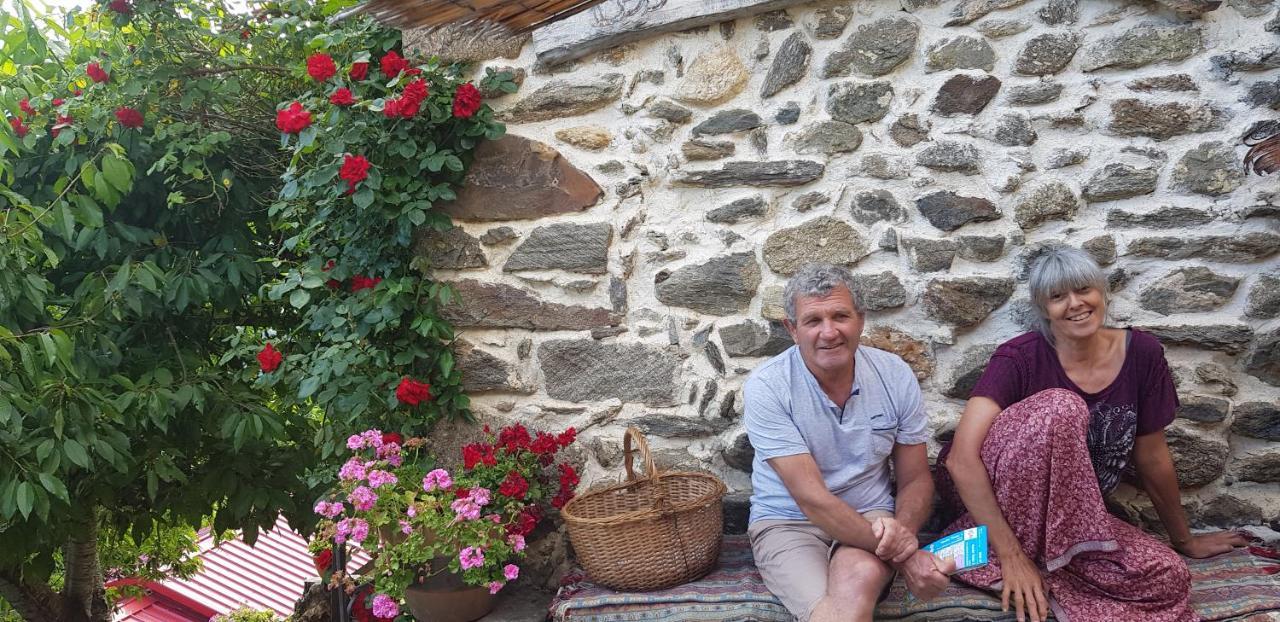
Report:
309,424,579,621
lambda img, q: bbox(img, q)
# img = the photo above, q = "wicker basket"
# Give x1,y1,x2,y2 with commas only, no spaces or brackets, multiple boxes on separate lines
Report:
562,427,728,592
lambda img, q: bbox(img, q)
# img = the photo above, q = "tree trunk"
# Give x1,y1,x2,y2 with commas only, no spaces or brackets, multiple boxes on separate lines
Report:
62,506,110,622
0,572,68,622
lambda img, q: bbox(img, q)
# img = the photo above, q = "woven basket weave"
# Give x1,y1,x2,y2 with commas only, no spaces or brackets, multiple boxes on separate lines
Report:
562,427,727,592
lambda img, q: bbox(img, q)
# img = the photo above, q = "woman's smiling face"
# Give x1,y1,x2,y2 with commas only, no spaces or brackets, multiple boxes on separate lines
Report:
1044,285,1106,341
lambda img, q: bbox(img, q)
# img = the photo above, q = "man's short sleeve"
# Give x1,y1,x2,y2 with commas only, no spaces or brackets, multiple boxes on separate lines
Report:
743,374,810,461
890,359,929,445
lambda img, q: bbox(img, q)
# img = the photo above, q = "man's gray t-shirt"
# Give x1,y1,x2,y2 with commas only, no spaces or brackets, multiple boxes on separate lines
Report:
744,345,929,524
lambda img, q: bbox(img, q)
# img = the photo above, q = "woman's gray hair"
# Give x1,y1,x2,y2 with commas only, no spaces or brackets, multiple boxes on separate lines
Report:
1027,245,1110,343
783,263,864,322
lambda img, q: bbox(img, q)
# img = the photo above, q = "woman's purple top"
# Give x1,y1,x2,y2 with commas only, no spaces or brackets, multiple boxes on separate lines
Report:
970,329,1179,494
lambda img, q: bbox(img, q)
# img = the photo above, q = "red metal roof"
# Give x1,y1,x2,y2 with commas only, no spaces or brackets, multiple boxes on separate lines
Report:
112,516,372,621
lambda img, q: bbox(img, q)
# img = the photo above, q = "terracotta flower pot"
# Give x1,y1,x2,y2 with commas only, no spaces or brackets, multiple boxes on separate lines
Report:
404,572,496,622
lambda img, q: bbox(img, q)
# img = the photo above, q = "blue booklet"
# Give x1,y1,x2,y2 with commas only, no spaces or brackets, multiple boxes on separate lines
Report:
922,525,989,574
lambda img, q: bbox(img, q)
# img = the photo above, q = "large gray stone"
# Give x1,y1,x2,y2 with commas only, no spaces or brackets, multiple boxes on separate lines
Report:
1081,25,1202,72
1106,207,1213,229
655,253,761,316
991,113,1037,146
634,415,731,439
1013,32,1081,76
761,32,812,98
860,154,912,180
1176,395,1230,423
811,5,855,39
538,340,679,406
723,432,755,473
1126,233,1280,263
719,320,793,357
692,109,763,136
932,74,1001,115
863,326,935,380
827,81,895,124
1082,163,1158,202
1139,268,1239,315
1197,494,1264,529
755,9,794,31
498,74,624,123
417,226,488,269
1015,181,1080,230
1246,78,1280,110
901,237,959,272
821,17,919,77
925,36,996,73
443,280,619,330
791,121,863,155
1128,74,1198,92
975,19,1030,38
850,189,907,225
792,191,831,212
1171,142,1245,197
682,138,736,161
1246,274,1280,319
647,99,692,124
764,217,869,275
916,141,981,174
1109,99,1225,141
924,277,1016,327
1082,235,1116,266
1234,450,1280,483
946,0,1030,26
1139,324,1255,354
1165,425,1229,488
480,226,518,246
916,190,1000,231
944,343,1000,399
503,223,612,274
1210,45,1280,80
852,271,908,310
958,235,1006,261
456,341,525,393
1038,0,1078,24
707,196,768,224
890,114,930,147
439,135,603,221
1246,328,1280,386
673,46,749,106
675,161,825,188
775,102,801,125
1232,401,1280,441
1045,147,1088,169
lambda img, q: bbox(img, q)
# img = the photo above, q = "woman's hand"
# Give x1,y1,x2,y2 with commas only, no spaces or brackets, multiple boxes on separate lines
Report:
1000,550,1049,622
1175,531,1250,559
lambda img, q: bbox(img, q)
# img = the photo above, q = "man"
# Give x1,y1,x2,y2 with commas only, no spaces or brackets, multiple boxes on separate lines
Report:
744,263,952,622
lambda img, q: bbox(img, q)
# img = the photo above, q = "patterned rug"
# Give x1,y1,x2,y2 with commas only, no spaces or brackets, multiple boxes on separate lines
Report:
550,535,1280,621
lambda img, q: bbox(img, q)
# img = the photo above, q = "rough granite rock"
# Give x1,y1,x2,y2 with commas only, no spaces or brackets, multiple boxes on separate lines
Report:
1246,274,1280,319
1176,395,1230,423
503,223,612,274
761,32,812,98
1197,494,1264,530
723,433,755,473
1046,148,1088,169
890,114,931,147
442,280,619,330
706,196,768,224
647,99,693,124
1109,99,1226,141
916,190,1001,231
991,113,1037,146
1082,163,1158,202
1128,74,1198,92
1006,81,1064,105
1125,233,1280,263
916,141,982,174
775,101,801,125
1015,181,1080,230
860,154,912,180
1082,25,1203,72
1246,78,1280,110
1082,235,1117,266
811,4,855,39
901,237,959,272
863,326,934,380
480,226,519,246
456,340,525,393
1106,207,1213,229
1038,0,1078,24
692,109,763,136
1232,401,1280,441
673,46,749,106
975,19,1031,38
634,415,731,439
1165,425,1229,488
958,235,1007,261
764,217,869,275
925,36,997,73
1137,324,1254,354
944,343,1000,398
792,191,830,212
1209,45,1280,80
439,135,602,221
719,320,793,357
1171,142,1245,197
682,138,736,161
675,161,825,188
755,9,794,31
791,120,863,155
499,74,624,123
554,126,612,150
851,271,908,310
924,277,1016,327
654,253,761,315
1014,32,1081,76
851,189,908,225
417,226,488,269
946,0,1030,26
539,340,678,406
822,17,919,77
827,81,895,124
932,74,1002,115
1246,327,1280,386
1234,450,1280,484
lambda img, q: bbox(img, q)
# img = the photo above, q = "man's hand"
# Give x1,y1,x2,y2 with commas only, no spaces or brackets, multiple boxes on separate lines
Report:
871,516,918,563
1175,531,1250,559
894,550,955,601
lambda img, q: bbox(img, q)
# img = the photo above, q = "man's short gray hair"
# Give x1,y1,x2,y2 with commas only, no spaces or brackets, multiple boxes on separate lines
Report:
1027,245,1110,343
783,263,864,322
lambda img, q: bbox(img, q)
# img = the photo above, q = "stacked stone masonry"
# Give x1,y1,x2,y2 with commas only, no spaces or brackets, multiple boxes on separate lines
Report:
413,0,1280,531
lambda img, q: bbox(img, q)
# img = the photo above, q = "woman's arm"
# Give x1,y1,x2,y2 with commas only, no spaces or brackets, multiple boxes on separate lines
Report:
1132,431,1249,558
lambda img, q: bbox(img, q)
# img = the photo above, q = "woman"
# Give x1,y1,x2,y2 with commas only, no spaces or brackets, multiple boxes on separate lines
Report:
937,246,1248,622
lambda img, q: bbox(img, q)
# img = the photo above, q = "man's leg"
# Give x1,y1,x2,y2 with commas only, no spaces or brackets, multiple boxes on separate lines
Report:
811,509,896,622
748,520,832,622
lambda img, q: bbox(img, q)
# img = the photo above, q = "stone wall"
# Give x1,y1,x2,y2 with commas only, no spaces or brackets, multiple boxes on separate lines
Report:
415,0,1280,530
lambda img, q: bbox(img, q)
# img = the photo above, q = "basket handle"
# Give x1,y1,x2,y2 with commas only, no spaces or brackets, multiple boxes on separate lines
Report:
622,427,658,484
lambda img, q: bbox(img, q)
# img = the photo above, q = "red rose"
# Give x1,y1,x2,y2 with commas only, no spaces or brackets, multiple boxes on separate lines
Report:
395,377,431,406
312,549,333,574
306,52,337,82
498,471,528,500
395,98,420,119
338,153,371,194
381,97,401,119
51,98,64,106
257,343,283,373
403,78,428,105
557,427,576,448
86,62,109,84
349,275,381,292
329,87,356,106
9,117,28,138
349,62,369,81
452,82,482,119
114,106,144,129
19,99,35,117
379,50,409,78
50,114,73,139
381,432,403,446
274,101,312,134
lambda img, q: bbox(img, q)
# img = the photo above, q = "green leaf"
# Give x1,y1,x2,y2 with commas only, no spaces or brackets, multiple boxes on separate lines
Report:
289,288,310,309
16,482,32,519
101,154,133,194
353,186,374,209
37,474,68,504
299,376,321,399
64,439,89,468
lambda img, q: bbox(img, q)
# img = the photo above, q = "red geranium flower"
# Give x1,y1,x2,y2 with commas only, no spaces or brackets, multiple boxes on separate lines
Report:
9,117,28,138
558,427,576,448
72,89,83,97
312,549,333,574
50,114,73,138
381,432,403,446
379,50,409,78
306,52,337,82
530,432,558,457
498,424,531,454
462,443,496,470
452,82,482,119
338,153,371,195
107,0,131,14
498,471,529,500
349,61,369,81
51,98,64,106
86,62,109,84
329,87,356,106
257,343,283,373
274,101,312,134
115,106,144,129
507,508,539,536
18,99,35,117
395,377,432,406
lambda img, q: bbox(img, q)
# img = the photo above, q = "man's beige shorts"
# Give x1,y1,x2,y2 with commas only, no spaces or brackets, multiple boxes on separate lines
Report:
747,510,893,622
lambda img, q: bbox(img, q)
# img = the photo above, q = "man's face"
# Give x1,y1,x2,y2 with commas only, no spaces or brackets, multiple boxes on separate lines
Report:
784,285,864,376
